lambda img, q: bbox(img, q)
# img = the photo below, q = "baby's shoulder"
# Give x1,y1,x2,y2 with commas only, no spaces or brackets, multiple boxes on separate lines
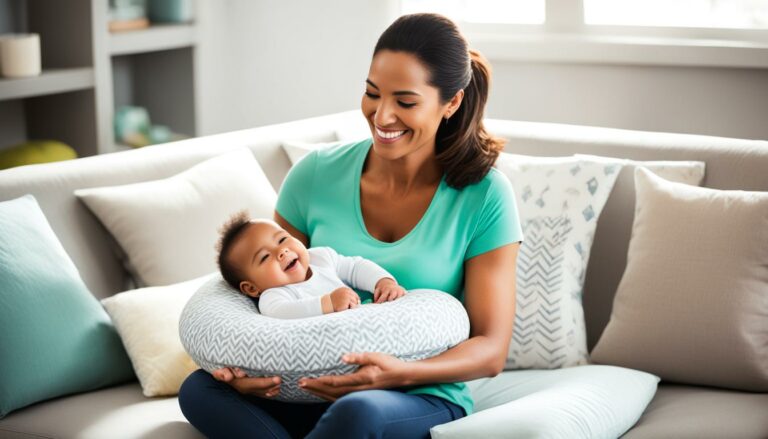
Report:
308,246,338,266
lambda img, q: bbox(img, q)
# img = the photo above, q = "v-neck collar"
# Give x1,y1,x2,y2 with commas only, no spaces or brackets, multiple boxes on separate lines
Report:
353,139,446,247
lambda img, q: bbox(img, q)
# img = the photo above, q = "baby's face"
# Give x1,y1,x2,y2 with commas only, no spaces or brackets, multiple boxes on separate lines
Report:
228,221,310,298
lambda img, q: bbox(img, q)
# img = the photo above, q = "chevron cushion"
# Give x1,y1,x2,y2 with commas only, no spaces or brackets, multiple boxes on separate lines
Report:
496,154,706,371
496,154,623,370
179,276,470,402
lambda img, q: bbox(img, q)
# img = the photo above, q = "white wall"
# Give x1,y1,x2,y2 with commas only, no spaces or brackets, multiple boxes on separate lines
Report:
196,2,768,141
196,0,399,136
485,62,768,140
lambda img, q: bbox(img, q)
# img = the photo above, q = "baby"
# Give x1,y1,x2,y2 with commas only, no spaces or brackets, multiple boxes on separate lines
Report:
216,212,406,319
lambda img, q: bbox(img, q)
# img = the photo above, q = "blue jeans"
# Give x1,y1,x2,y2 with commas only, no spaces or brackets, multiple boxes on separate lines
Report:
179,369,465,439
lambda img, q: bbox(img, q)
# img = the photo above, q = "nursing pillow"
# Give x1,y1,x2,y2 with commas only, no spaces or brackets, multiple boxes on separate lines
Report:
179,276,470,402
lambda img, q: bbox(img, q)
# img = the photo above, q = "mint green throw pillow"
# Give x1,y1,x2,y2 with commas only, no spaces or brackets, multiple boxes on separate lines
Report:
0,195,134,418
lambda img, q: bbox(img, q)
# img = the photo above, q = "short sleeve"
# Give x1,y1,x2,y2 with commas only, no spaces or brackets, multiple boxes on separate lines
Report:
275,150,318,235
465,170,524,260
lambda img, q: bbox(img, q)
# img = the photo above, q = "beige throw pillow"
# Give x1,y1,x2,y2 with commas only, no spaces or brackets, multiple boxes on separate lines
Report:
591,167,768,391
75,148,276,286
101,275,213,397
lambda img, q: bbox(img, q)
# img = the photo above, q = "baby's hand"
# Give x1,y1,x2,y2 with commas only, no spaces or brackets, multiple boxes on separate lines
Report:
374,278,406,303
329,286,361,312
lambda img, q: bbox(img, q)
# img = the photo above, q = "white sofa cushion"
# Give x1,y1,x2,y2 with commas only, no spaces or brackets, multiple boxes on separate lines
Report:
431,365,660,439
75,149,276,287
0,383,203,439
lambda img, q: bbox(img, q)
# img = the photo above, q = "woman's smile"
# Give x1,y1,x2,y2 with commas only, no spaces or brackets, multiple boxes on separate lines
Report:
375,127,410,144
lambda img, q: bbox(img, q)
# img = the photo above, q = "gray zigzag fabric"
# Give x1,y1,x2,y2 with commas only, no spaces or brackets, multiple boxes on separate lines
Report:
496,154,623,370
179,276,470,402
508,215,573,369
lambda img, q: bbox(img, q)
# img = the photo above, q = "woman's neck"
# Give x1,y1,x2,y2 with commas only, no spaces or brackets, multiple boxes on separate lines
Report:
363,144,442,194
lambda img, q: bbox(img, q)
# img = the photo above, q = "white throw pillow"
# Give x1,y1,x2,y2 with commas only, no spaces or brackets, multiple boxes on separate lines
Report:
495,154,623,369
574,154,705,186
430,365,660,439
282,140,340,165
101,274,213,397
75,148,276,286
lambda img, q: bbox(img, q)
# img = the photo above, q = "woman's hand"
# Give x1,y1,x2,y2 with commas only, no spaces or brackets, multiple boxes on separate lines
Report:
212,367,282,398
298,353,408,401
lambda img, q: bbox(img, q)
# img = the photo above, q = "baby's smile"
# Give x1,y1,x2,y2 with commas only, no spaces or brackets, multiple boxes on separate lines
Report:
284,257,299,272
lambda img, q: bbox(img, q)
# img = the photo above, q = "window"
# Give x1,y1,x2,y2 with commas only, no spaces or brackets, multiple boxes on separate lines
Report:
401,0,544,24
400,0,768,68
585,0,768,29
402,0,768,30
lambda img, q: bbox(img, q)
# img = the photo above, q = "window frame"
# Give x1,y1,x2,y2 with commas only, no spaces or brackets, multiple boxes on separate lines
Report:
403,0,768,68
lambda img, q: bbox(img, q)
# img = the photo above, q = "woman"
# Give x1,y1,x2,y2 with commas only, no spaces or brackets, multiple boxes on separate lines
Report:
179,13,522,438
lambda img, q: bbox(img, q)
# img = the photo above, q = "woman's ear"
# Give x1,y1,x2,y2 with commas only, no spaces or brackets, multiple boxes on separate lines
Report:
445,89,464,118
239,281,260,298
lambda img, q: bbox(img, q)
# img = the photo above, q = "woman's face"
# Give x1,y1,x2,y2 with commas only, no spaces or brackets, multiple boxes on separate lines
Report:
361,50,461,161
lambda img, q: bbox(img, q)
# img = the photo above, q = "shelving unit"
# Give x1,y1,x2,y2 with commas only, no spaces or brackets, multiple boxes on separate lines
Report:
109,23,196,56
0,68,95,100
0,0,201,158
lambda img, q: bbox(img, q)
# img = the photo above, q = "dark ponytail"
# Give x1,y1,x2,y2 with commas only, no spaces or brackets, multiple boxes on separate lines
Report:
374,13,505,189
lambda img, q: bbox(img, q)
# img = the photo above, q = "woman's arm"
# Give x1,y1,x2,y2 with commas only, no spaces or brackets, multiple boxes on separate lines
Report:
275,212,309,247
299,242,519,399
402,241,518,384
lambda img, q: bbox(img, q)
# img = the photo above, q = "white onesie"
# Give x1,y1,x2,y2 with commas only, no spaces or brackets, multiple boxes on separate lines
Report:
257,246,395,319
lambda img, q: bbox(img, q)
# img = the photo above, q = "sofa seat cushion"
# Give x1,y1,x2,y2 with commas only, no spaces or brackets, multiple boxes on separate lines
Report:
0,382,202,439
622,384,768,439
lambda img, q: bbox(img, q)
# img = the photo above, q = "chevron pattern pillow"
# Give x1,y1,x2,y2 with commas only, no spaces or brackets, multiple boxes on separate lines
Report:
496,154,623,369
179,276,470,402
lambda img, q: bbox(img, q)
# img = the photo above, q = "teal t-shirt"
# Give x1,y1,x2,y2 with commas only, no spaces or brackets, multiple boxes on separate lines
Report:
276,138,523,415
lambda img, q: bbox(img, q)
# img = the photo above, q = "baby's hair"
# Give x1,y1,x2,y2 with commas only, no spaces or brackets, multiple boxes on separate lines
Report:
216,210,252,290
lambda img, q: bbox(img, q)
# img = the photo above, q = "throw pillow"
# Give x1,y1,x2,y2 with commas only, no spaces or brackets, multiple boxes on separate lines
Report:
591,168,768,391
495,154,623,369
75,148,276,287
101,274,213,397
430,365,660,439
0,195,134,419
574,154,705,186
282,140,339,165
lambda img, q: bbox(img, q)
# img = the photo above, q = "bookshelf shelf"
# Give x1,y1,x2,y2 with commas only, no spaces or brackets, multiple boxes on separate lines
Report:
0,0,201,158
109,24,197,56
0,68,95,101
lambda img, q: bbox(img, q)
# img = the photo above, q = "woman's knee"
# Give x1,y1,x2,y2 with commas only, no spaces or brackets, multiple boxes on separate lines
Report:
328,390,389,424
178,369,218,415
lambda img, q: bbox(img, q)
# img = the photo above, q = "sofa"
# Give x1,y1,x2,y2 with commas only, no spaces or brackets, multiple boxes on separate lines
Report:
0,110,766,439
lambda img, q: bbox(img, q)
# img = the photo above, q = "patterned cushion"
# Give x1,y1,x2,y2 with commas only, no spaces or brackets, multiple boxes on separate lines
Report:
496,154,623,369
179,276,470,402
